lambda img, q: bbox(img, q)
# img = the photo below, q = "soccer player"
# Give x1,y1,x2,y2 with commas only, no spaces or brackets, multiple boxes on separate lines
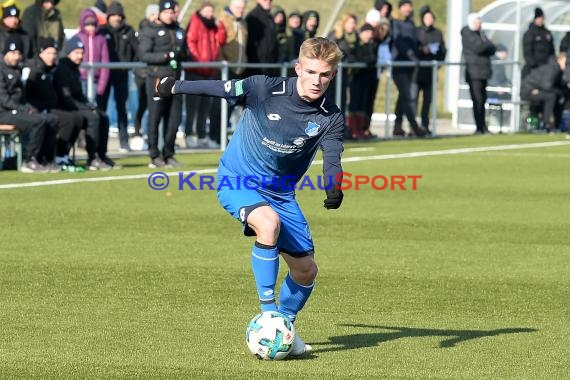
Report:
155,37,345,356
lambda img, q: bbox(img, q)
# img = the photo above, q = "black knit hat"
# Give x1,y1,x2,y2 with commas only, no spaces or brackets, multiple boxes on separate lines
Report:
63,36,84,55
38,37,58,52
107,1,125,18
419,5,433,19
534,7,544,19
2,4,20,19
2,34,23,54
159,0,176,12
398,0,412,7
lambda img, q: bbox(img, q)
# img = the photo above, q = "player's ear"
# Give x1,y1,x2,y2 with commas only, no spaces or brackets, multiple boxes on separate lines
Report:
330,69,337,80
294,62,303,77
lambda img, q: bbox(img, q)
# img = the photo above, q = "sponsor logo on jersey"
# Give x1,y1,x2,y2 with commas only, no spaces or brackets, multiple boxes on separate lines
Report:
305,121,320,137
239,207,246,222
267,114,281,121
235,80,244,96
293,137,305,147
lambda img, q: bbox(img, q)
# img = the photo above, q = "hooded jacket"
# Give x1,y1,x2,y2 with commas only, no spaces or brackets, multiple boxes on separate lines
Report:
74,8,110,96
20,0,65,55
186,11,227,77
218,6,248,75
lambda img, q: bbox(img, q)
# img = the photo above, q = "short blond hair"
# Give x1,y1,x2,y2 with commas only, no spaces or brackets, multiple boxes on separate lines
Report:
299,37,343,68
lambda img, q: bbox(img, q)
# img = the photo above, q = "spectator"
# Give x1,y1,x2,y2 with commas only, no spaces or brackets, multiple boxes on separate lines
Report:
0,34,58,172
271,6,287,63
286,11,303,61
245,0,277,76
74,8,110,108
391,0,426,137
414,5,446,135
461,13,496,135
0,4,33,59
522,7,554,78
184,1,226,149
20,0,65,56
302,10,319,40
375,0,393,18
218,0,248,78
23,37,85,171
326,13,358,118
53,36,115,170
99,1,138,152
90,0,108,26
347,23,378,139
137,0,185,168
489,44,511,89
132,4,159,139
521,53,566,134
560,31,570,55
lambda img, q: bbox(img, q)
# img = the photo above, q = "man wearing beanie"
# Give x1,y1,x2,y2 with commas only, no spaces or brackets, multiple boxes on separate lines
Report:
53,36,116,171
0,34,59,173
390,0,427,137
415,5,446,135
138,0,185,168
23,37,86,172
99,1,138,152
0,4,33,59
21,0,65,55
522,7,554,78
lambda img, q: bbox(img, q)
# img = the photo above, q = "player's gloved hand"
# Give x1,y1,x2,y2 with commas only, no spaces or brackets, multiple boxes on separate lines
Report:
323,186,343,209
155,76,177,97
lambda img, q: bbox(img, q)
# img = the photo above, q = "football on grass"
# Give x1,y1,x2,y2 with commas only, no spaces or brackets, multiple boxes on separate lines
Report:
245,311,295,360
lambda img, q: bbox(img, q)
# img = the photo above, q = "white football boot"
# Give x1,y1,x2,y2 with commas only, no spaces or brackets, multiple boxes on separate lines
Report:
289,333,312,356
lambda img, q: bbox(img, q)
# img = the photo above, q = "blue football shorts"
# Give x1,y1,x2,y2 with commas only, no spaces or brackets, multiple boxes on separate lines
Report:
217,175,314,257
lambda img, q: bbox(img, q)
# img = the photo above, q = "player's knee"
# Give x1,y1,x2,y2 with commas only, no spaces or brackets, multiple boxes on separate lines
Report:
293,261,318,285
255,211,281,245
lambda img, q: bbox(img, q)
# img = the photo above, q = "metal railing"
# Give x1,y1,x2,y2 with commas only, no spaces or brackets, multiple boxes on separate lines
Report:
82,59,523,150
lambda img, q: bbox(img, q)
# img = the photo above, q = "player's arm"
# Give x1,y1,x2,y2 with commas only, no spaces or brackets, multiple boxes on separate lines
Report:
320,115,345,210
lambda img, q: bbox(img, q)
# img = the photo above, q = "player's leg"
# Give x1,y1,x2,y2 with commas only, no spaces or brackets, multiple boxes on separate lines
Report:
217,184,280,312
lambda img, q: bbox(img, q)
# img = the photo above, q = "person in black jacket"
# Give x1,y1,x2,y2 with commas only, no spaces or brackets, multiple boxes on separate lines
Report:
23,37,85,170
522,8,554,79
521,54,566,133
53,36,115,170
99,1,138,152
414,5,446,135
138,0,185,168
245,0,277,76
390,0,426,137
461,13,496,135
0,4,33,59
0,34,57,172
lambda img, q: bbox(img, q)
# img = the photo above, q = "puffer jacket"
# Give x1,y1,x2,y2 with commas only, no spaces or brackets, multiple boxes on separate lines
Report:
74,8,110,96
186,11,226,77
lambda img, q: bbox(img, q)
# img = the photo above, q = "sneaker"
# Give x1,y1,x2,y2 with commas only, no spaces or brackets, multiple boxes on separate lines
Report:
206,138,220,149
148,157,166,168
289,333,312,356
186,135,198,148
165,157,183,168
87,158,112,171
44,162,62,173
101,156,122,169
20,158,48,173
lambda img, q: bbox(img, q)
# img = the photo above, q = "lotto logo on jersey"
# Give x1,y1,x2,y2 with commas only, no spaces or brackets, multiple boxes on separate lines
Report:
267,114,281,121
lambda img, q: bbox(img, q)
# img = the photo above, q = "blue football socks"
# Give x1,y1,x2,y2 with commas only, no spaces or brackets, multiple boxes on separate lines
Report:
251,242,279,312
278,273,314,322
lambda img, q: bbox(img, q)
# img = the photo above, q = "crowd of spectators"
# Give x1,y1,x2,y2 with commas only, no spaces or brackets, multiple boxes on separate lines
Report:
2,0,568,173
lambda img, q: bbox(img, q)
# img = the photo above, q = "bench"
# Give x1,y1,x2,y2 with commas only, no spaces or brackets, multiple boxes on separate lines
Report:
0,124,22,170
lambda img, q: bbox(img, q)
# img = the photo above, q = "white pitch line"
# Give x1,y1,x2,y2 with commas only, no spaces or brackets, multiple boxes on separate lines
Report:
1,141,569,190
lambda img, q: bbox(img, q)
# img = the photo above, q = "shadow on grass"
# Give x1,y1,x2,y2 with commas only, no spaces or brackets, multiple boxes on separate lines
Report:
311,324,537,353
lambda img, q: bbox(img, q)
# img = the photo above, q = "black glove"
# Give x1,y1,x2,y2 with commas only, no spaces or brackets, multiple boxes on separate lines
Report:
323,186,343,210
155,76,177,97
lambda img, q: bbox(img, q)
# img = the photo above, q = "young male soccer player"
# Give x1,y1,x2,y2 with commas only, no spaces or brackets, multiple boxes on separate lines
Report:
155,37,345,356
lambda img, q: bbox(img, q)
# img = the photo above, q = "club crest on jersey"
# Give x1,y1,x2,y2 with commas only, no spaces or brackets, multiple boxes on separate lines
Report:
305,121,320,137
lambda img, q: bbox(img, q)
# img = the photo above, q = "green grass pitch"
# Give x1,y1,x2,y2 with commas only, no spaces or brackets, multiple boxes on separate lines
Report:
1,134,569,378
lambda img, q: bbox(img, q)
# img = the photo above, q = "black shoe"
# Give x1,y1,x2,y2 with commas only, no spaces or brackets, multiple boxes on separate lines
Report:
148,157,166,168
101,156,122,169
